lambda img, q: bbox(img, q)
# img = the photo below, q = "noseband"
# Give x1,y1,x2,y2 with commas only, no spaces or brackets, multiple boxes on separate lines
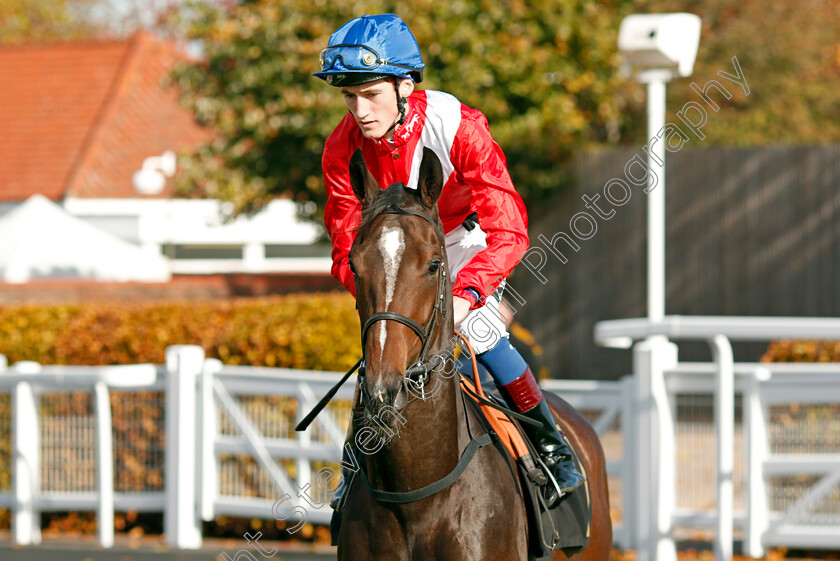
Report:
358,203,448,395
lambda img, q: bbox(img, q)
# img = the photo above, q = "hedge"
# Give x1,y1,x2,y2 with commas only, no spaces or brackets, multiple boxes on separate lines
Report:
0,292,361,369
761,340,840,363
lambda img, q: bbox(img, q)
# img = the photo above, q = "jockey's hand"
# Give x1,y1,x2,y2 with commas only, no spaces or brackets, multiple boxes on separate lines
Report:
453,296,472,327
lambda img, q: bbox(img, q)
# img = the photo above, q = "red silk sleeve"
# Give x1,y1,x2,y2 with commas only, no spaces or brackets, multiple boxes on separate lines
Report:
450,108,529,306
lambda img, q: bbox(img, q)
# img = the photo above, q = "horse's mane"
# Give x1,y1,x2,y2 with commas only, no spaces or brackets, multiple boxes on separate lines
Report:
358,182,418,232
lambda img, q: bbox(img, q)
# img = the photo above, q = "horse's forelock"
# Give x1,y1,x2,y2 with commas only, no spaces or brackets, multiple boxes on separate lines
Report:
358,182,429,233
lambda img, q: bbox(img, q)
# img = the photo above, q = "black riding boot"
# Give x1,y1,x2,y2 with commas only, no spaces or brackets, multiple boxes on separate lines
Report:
521,398,585,507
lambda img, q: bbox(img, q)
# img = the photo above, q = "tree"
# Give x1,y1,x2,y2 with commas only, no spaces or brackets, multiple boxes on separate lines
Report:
0,0,102,43
621,0,840,146
73,0,187,39
168,0,637,218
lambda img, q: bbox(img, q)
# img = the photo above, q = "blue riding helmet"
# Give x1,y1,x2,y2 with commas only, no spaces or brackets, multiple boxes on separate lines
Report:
313,14,425,87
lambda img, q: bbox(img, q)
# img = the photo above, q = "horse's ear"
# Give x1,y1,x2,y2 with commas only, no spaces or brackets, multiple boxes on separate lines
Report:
349,149,379,206
417,147,443,208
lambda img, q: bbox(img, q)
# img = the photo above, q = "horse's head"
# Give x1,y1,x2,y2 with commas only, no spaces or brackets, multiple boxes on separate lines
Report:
348,147,452,422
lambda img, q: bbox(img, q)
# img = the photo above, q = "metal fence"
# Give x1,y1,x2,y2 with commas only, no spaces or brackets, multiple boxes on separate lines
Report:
0,357,163,547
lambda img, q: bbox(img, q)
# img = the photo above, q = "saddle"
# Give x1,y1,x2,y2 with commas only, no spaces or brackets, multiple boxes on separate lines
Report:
459,375,592,559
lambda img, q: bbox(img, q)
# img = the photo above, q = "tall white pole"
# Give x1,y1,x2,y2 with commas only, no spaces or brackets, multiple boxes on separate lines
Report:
618,11,702,560
645,75,667,323
636,69,676,561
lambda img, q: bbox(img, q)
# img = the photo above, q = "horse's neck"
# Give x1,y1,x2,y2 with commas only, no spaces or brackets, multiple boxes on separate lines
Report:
364,371,469,493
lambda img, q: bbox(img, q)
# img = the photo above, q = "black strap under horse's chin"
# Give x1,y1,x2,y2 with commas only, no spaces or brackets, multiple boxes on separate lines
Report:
357,432,495,503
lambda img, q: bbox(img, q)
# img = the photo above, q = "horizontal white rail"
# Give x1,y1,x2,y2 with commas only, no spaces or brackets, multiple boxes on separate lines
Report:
0,363,161,389
214,367,355,399
212,496,333,525
595,315,840,348
765,455,840,475
763,526,840,549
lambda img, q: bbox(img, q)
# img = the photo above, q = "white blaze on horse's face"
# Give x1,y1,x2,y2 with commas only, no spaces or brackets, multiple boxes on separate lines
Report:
377,226,405,358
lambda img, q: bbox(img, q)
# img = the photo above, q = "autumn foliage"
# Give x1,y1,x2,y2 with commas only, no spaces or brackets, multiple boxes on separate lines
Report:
0,292,361,369
762,340,840,363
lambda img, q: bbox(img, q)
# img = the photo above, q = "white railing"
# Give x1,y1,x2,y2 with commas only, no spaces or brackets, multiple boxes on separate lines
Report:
0,347,357,549
594,315,840,561
2,324,839,553
199,362,354,528
0,356,161,548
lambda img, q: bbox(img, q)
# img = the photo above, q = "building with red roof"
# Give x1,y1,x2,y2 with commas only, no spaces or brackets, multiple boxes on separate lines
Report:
0,31,211,203
0,32,331,290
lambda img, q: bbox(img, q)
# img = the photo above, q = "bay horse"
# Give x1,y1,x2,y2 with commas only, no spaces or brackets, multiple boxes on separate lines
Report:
336,147,612,560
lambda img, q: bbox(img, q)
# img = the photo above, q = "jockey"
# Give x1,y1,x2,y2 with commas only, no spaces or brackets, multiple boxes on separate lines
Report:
315,13,584,509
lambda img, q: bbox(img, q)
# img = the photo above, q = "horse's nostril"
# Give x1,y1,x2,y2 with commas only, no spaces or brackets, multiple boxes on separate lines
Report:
366,376,403,407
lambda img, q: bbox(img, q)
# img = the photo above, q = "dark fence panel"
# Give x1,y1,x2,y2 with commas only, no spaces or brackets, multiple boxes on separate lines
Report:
512,144,840,380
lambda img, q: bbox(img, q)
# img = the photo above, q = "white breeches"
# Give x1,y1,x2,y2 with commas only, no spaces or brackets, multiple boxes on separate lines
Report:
445,224,509,355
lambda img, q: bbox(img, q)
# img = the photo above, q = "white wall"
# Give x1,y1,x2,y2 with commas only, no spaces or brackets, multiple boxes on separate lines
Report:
60,197,331,274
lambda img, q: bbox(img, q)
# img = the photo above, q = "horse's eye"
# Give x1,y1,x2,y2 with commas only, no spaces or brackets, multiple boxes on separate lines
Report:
426,260,441,276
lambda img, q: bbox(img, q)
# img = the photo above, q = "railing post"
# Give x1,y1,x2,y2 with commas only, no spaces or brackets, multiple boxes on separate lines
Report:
745,367,770,558
619,374,636,550
12,362,42,545
709,335,734,561
296,384,313,506
199,358,222,522
94,380,115,547
654,337,678,561
165,345,204,549
632,336,678,561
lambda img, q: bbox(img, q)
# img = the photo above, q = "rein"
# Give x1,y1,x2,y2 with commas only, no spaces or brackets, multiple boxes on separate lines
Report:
357,432,495,503
355,334,502,505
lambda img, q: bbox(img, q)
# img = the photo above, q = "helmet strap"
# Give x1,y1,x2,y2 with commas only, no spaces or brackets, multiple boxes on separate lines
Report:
383,78,408,138
395,79,408,126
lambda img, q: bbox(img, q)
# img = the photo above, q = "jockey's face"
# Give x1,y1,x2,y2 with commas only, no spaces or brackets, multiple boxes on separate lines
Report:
340,78,413,140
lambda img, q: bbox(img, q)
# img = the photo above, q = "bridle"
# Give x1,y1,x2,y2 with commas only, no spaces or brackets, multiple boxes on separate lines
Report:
344,202,507,506
357,203,449,399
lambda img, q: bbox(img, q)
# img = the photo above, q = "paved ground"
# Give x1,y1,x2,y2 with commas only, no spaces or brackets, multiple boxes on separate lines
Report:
0,539,337,561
